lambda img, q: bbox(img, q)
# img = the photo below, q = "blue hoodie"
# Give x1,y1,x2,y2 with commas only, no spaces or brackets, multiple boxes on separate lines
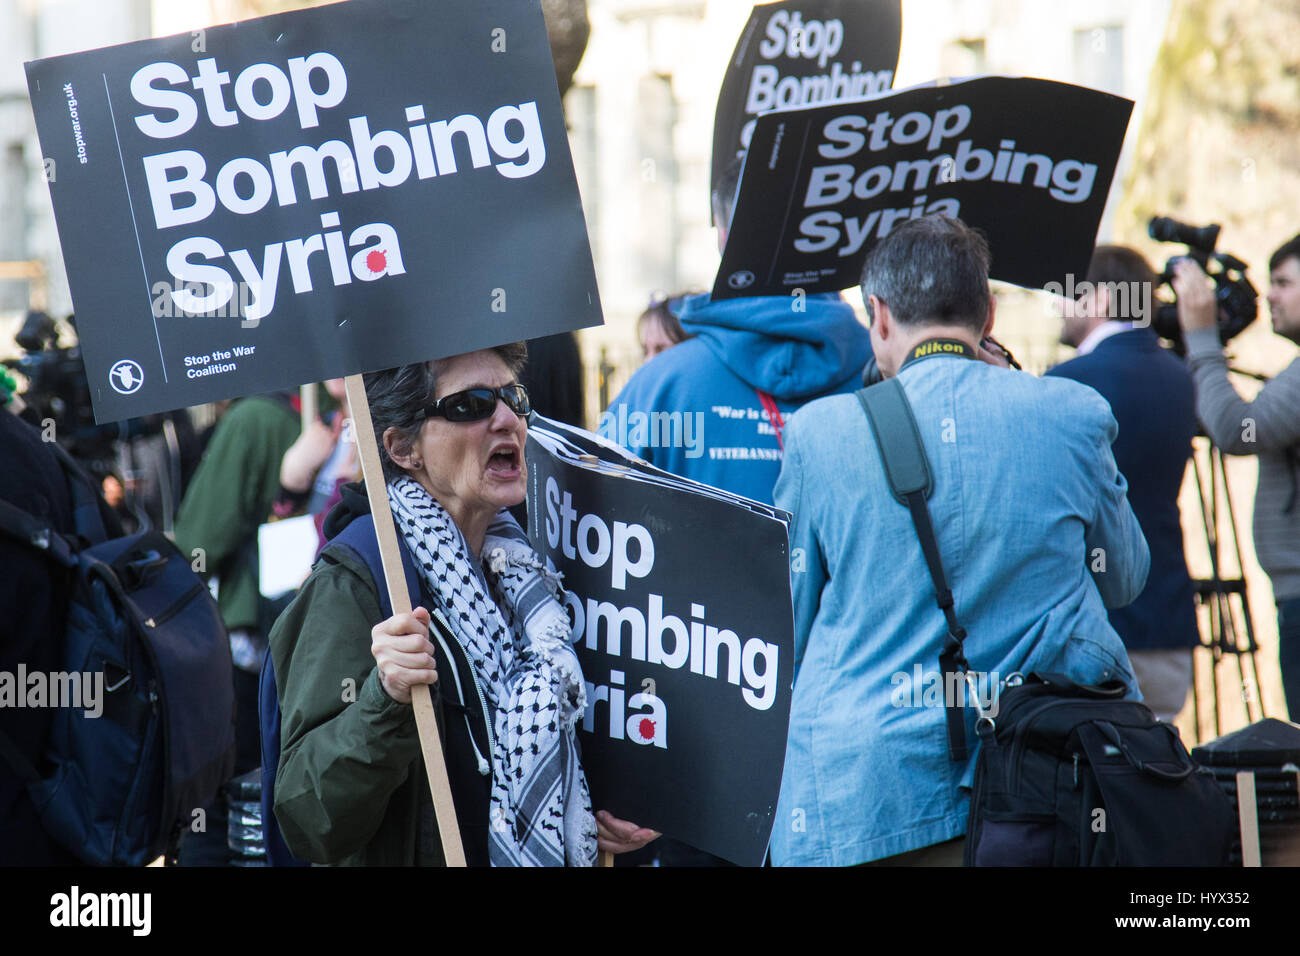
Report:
599,292,872,504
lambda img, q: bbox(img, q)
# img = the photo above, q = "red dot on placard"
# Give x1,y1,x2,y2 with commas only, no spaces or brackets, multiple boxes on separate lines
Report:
638,718,655,739
366,249,387,273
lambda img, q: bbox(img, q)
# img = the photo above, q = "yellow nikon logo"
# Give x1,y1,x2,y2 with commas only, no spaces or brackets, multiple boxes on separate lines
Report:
914,341,963,357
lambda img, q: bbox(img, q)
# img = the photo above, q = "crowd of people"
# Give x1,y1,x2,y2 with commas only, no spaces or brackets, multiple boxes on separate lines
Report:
4,183,1299,864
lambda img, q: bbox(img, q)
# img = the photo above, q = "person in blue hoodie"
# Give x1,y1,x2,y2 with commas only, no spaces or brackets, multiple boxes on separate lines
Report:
600,160,873,506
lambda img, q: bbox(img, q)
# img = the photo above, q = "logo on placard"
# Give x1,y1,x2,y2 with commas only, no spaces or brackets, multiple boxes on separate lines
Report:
109,360,144,395
728,270,755,290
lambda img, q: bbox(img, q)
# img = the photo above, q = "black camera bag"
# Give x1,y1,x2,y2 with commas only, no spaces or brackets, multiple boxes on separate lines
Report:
963,671,1234,865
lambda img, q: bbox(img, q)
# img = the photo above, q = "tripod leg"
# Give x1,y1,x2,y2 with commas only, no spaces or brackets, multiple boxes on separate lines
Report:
1191,439,1267,735
1206,598,1216,738
1217,445,1268,722
1190,646,1204,745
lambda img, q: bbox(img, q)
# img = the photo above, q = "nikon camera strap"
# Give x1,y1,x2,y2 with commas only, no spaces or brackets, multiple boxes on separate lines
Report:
856,376,972,762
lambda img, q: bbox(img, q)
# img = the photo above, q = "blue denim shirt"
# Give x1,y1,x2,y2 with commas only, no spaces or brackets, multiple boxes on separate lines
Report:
769,356,1148,866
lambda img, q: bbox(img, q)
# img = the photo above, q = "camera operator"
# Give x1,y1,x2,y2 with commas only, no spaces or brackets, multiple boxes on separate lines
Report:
1175,237,1300,718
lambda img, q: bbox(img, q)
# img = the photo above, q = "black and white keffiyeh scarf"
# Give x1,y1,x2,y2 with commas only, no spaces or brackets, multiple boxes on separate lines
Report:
387,476,598,867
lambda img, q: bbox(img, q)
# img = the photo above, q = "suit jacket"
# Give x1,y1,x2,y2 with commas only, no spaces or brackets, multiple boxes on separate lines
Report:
770,354,1148,866
1047,328,1199,651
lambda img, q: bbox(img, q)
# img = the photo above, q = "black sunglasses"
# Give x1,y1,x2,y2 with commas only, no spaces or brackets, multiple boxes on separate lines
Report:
422,384,531,423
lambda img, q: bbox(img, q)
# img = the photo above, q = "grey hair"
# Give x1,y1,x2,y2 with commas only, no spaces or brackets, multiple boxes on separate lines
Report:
860,214,992,333
363,342,528,483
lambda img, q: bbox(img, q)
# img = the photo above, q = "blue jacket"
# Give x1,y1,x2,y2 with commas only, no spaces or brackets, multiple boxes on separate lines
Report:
770,354,1148,866
1046,329,1199,651
600,292,872,504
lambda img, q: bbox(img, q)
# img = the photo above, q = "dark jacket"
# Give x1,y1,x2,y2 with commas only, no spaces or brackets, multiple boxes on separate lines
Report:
0,411,78,864
269,482,493,865
1047,328,1199,651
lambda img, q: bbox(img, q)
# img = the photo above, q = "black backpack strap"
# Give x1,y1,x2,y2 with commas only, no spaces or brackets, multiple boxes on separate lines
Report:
0,495,78,568
45,441,111,545
857,379,971,762
329,514,423,621
0,435,115,561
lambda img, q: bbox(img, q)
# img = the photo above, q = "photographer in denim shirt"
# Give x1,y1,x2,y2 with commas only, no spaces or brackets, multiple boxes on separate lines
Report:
771,215,1148,866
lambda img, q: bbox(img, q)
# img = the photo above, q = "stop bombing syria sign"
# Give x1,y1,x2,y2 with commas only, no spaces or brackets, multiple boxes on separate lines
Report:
524,431,795,867
713,76,1132,299
26,0,601,423
710,0,901,206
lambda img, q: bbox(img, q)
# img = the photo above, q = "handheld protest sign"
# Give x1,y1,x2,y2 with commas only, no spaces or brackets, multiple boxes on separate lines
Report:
526,426,795,866
344,373,466,868
711,0,900,210
25,0,601,424
713,76,1132,299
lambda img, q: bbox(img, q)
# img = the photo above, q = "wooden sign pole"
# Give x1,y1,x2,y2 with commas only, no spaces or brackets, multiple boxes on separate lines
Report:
299,382,317,434
344,374,467,867
1236,770,1261,867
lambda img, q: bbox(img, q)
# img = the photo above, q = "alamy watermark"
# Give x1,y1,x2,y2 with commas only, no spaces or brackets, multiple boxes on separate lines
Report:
0,666,103,718
50,886,150,936
598,404,704,459
151,278,262,327
1043,274,1152,326
890,665,1003,718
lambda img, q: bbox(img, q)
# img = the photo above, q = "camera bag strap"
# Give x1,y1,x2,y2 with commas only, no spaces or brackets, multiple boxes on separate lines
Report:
856,377,972,762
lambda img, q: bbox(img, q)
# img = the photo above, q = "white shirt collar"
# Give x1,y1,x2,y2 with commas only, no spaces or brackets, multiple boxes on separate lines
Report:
1076,320,1136,356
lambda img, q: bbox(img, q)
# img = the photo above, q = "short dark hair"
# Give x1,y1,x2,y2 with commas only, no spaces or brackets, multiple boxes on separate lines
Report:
1085,245,1157,324
1086,245,1157,287
1269,234,1300,273
859,215,992,332
363,342,528,483
711,155,746,231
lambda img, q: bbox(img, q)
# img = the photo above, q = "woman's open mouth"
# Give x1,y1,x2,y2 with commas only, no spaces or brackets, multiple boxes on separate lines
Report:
486,446,522,478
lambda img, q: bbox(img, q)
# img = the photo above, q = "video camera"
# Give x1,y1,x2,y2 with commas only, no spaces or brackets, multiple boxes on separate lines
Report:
1149,216,1258,353
4,310,165,473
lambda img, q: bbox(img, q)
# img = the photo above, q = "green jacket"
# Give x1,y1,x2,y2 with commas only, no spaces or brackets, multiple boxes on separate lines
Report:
269,522,492,866
174,395,300,632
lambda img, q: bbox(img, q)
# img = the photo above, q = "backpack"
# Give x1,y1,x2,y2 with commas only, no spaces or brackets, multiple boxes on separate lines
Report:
857,375,1236,866
258,511,421,867
0,442,236,866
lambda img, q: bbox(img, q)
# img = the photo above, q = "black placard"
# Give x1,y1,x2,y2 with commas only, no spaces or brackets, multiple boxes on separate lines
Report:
711,0,901,207
525,432,794,867
713,76,1132,299
25,0,601,423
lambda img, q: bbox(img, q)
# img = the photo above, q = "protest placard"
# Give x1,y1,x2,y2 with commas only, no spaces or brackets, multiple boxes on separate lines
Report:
711,0,900,207
526,418,795,866
26,0,601,423
713,76,1132,299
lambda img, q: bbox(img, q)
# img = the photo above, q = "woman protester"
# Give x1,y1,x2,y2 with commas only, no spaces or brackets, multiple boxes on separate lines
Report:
269,344,656,865
637,293,692,364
